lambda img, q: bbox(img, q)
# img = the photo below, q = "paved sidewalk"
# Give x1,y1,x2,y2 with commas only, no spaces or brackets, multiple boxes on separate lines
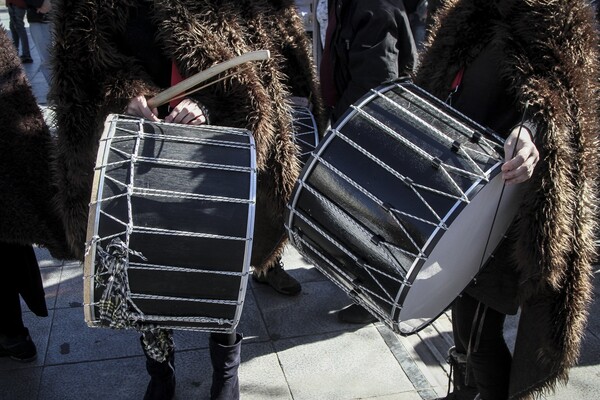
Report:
4,245,600,400
2,9,600,400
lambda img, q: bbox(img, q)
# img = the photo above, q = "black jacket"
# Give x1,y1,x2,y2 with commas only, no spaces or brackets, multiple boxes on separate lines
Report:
25,0,50,23
322,0,417,123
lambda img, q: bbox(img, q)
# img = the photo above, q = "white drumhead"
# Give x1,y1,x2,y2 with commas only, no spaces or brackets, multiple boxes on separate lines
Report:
397,169,523,333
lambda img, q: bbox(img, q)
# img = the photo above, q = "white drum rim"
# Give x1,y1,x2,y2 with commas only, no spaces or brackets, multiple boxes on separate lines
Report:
235,129,257,332
83,113,121,327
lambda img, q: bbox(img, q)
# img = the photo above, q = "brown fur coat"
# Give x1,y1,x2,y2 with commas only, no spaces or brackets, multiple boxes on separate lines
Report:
50,0,325,270
414,0,600,398
0,28,69,258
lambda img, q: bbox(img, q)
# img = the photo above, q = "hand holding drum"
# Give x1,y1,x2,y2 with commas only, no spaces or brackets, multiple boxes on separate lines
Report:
501,125,539,185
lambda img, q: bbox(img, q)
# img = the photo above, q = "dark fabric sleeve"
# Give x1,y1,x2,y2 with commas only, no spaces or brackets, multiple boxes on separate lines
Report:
24,0,45,7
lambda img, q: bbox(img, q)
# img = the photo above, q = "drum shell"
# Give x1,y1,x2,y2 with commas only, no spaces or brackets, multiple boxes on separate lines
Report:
84,114,256,332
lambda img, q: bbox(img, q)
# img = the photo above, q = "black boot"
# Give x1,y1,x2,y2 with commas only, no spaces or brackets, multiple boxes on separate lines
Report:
209,333,242,400
436,347,479,400
252,257,301,296
141,338,176,400
0,327,37,362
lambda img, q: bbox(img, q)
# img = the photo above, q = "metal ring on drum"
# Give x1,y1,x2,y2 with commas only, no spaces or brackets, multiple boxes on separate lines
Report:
83,114,257,333
285,81,523,335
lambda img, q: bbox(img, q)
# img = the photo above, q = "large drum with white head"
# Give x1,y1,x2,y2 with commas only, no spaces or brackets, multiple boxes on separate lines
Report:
285,81,522,334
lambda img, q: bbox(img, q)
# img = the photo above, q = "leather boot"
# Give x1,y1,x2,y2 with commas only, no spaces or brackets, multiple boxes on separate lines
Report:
0,327,37,362
252,258,301,296
435,346,479,400
141,338,176,400
209,333,242,400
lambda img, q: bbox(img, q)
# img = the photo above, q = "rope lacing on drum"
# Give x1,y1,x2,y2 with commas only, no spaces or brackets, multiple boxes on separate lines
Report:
94,173,252,205
287,196,412,312
131,293,242,306
128,262,248,277
85,235,100,257
332,130,452,230
356,85,502,182
107,145,252,173
89,209,129,243
352,107,472,204
313,156,437,251
289,225,404,316
291,105,319,165
291,106,317,137
379,84,501,176
299,181,423,263
113,121,254,150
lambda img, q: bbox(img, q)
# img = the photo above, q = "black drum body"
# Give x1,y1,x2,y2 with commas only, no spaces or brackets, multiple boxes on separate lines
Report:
285,82,522,334
84,114,256,333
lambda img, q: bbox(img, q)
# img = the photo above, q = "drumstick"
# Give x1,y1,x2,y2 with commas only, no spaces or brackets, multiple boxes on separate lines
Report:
147,50,271,109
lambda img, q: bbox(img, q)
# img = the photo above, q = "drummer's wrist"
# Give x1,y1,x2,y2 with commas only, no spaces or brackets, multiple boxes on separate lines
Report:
512,120,537,141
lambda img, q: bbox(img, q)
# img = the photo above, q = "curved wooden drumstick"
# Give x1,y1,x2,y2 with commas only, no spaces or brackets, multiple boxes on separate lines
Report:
147,50,271,109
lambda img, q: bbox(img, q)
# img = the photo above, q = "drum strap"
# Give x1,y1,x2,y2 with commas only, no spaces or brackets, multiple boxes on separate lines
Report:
446,67,465,105
477,102,530,276
142,329,175,363
465,104,529,367
170,61,184,109
466,300,488,381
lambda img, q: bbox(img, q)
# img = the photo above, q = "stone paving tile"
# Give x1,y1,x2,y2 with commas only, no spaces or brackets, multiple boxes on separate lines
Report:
1,366,42,400
45,307,143,365
273,327,416,400
253,279,363,340
54,263,86,310
38,357,147,400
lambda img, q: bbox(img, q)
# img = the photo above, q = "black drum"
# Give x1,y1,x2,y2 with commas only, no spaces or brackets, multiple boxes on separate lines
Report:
285,82,523,334
291,105,320,166
84,114,256,333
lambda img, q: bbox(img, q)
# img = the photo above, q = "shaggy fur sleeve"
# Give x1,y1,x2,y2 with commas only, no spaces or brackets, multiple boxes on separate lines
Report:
50,0,162,259
505,1,600,397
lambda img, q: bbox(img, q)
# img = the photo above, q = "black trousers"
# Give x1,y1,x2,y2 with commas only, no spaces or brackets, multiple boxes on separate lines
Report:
0,242,46,336
0,275,25,336
211,331,238,346
452,293,512,400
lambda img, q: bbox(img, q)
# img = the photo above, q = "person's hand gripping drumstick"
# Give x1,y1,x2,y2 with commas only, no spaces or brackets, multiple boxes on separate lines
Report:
124,95,207,125
125,50,270,125
501,124,539,185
